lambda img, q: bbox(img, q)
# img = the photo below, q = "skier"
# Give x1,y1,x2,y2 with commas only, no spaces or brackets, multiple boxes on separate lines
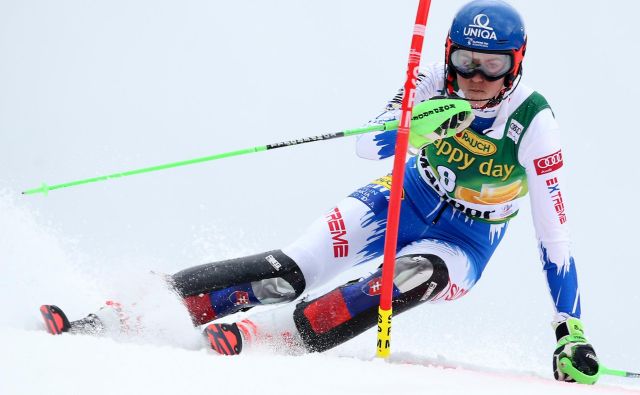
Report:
41,0,599,383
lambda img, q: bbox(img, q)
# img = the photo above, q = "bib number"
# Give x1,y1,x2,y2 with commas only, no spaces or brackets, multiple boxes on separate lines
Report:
437,166,457,193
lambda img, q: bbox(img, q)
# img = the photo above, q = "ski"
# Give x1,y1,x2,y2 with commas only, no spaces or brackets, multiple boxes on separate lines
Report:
40,304,105,335
40,305,71,335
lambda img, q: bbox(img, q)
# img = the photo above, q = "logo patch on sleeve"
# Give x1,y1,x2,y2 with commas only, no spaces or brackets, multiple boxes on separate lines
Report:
534,150,563,175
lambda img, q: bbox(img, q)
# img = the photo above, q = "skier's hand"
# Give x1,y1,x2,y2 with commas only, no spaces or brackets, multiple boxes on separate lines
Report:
427,96,474,139
398,97,473,149
552,317,600,384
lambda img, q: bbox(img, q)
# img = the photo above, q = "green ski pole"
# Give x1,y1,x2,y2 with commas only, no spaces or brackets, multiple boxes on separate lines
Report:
22,98,471,196
600,366,640,379
559,357,640,384
21,125,381,196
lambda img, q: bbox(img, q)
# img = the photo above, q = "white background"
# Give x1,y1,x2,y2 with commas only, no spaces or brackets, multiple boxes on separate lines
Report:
1,1,639,393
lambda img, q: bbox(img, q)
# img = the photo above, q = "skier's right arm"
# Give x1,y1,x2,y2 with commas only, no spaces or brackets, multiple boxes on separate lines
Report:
355,62,446,160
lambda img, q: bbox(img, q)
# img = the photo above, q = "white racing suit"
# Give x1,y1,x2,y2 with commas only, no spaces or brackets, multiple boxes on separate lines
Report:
172,62,580,352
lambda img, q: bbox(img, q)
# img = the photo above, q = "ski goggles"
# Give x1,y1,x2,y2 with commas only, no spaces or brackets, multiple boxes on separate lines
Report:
450,49,513,81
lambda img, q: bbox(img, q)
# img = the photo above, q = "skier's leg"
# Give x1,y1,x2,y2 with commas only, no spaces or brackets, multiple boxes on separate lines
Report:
41,250,307,336
171,250,306,325
173,196,386,325
226,238,481,353
293,239,478,352
43,250,308,335
43,193,385,336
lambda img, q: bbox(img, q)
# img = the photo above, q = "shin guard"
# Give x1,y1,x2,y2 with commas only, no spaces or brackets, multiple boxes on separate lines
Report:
172,250,306,325
293,254,449,352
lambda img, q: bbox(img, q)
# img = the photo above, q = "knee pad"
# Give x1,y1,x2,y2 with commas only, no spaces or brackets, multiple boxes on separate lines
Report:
171,250,306,325
293,254,449,352
393,254,449,303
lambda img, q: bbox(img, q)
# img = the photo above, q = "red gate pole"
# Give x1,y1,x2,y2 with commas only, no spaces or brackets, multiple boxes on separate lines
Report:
376,0,433,358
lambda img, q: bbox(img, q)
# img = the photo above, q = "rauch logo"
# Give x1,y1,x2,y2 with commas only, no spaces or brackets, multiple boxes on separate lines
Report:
454,130,497,156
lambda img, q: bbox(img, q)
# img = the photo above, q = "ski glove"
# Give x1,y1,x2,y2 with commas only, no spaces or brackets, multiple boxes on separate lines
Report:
433,107,473,137
407,96,474,150
552,317,600,384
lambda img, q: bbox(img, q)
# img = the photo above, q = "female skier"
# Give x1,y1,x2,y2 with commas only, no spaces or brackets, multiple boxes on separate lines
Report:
41,0,599,383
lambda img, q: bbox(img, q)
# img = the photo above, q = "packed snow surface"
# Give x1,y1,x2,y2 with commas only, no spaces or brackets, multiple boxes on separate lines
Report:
4,328,640,395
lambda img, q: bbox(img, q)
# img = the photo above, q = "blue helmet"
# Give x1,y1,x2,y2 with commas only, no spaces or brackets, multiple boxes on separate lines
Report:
445,0,527,96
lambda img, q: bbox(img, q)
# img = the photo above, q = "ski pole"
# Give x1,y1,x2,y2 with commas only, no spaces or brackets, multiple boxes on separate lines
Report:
559,357,640,384
20,126,380,196
22,98,471,196
600,366,640,379
376,0,433,359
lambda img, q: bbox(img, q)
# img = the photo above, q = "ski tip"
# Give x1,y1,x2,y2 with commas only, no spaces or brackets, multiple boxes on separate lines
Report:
204,323,243,356
40,305,71,335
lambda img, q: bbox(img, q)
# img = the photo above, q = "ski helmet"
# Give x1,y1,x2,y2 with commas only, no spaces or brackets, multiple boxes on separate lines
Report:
444,0,527,98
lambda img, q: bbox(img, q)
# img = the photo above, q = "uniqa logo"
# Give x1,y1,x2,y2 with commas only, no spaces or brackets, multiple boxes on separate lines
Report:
463,13,497,40
470,14,493,30
454,130,497,156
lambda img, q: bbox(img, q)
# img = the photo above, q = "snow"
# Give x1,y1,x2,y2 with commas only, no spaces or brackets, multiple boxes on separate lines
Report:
4,327,640,395
2,0,640,394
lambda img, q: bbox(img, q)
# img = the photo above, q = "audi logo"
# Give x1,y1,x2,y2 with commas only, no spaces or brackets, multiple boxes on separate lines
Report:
536,152,563,169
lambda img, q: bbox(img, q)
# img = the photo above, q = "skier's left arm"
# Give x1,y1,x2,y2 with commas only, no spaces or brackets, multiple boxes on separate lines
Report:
519,111,599,383
519,111,579,319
